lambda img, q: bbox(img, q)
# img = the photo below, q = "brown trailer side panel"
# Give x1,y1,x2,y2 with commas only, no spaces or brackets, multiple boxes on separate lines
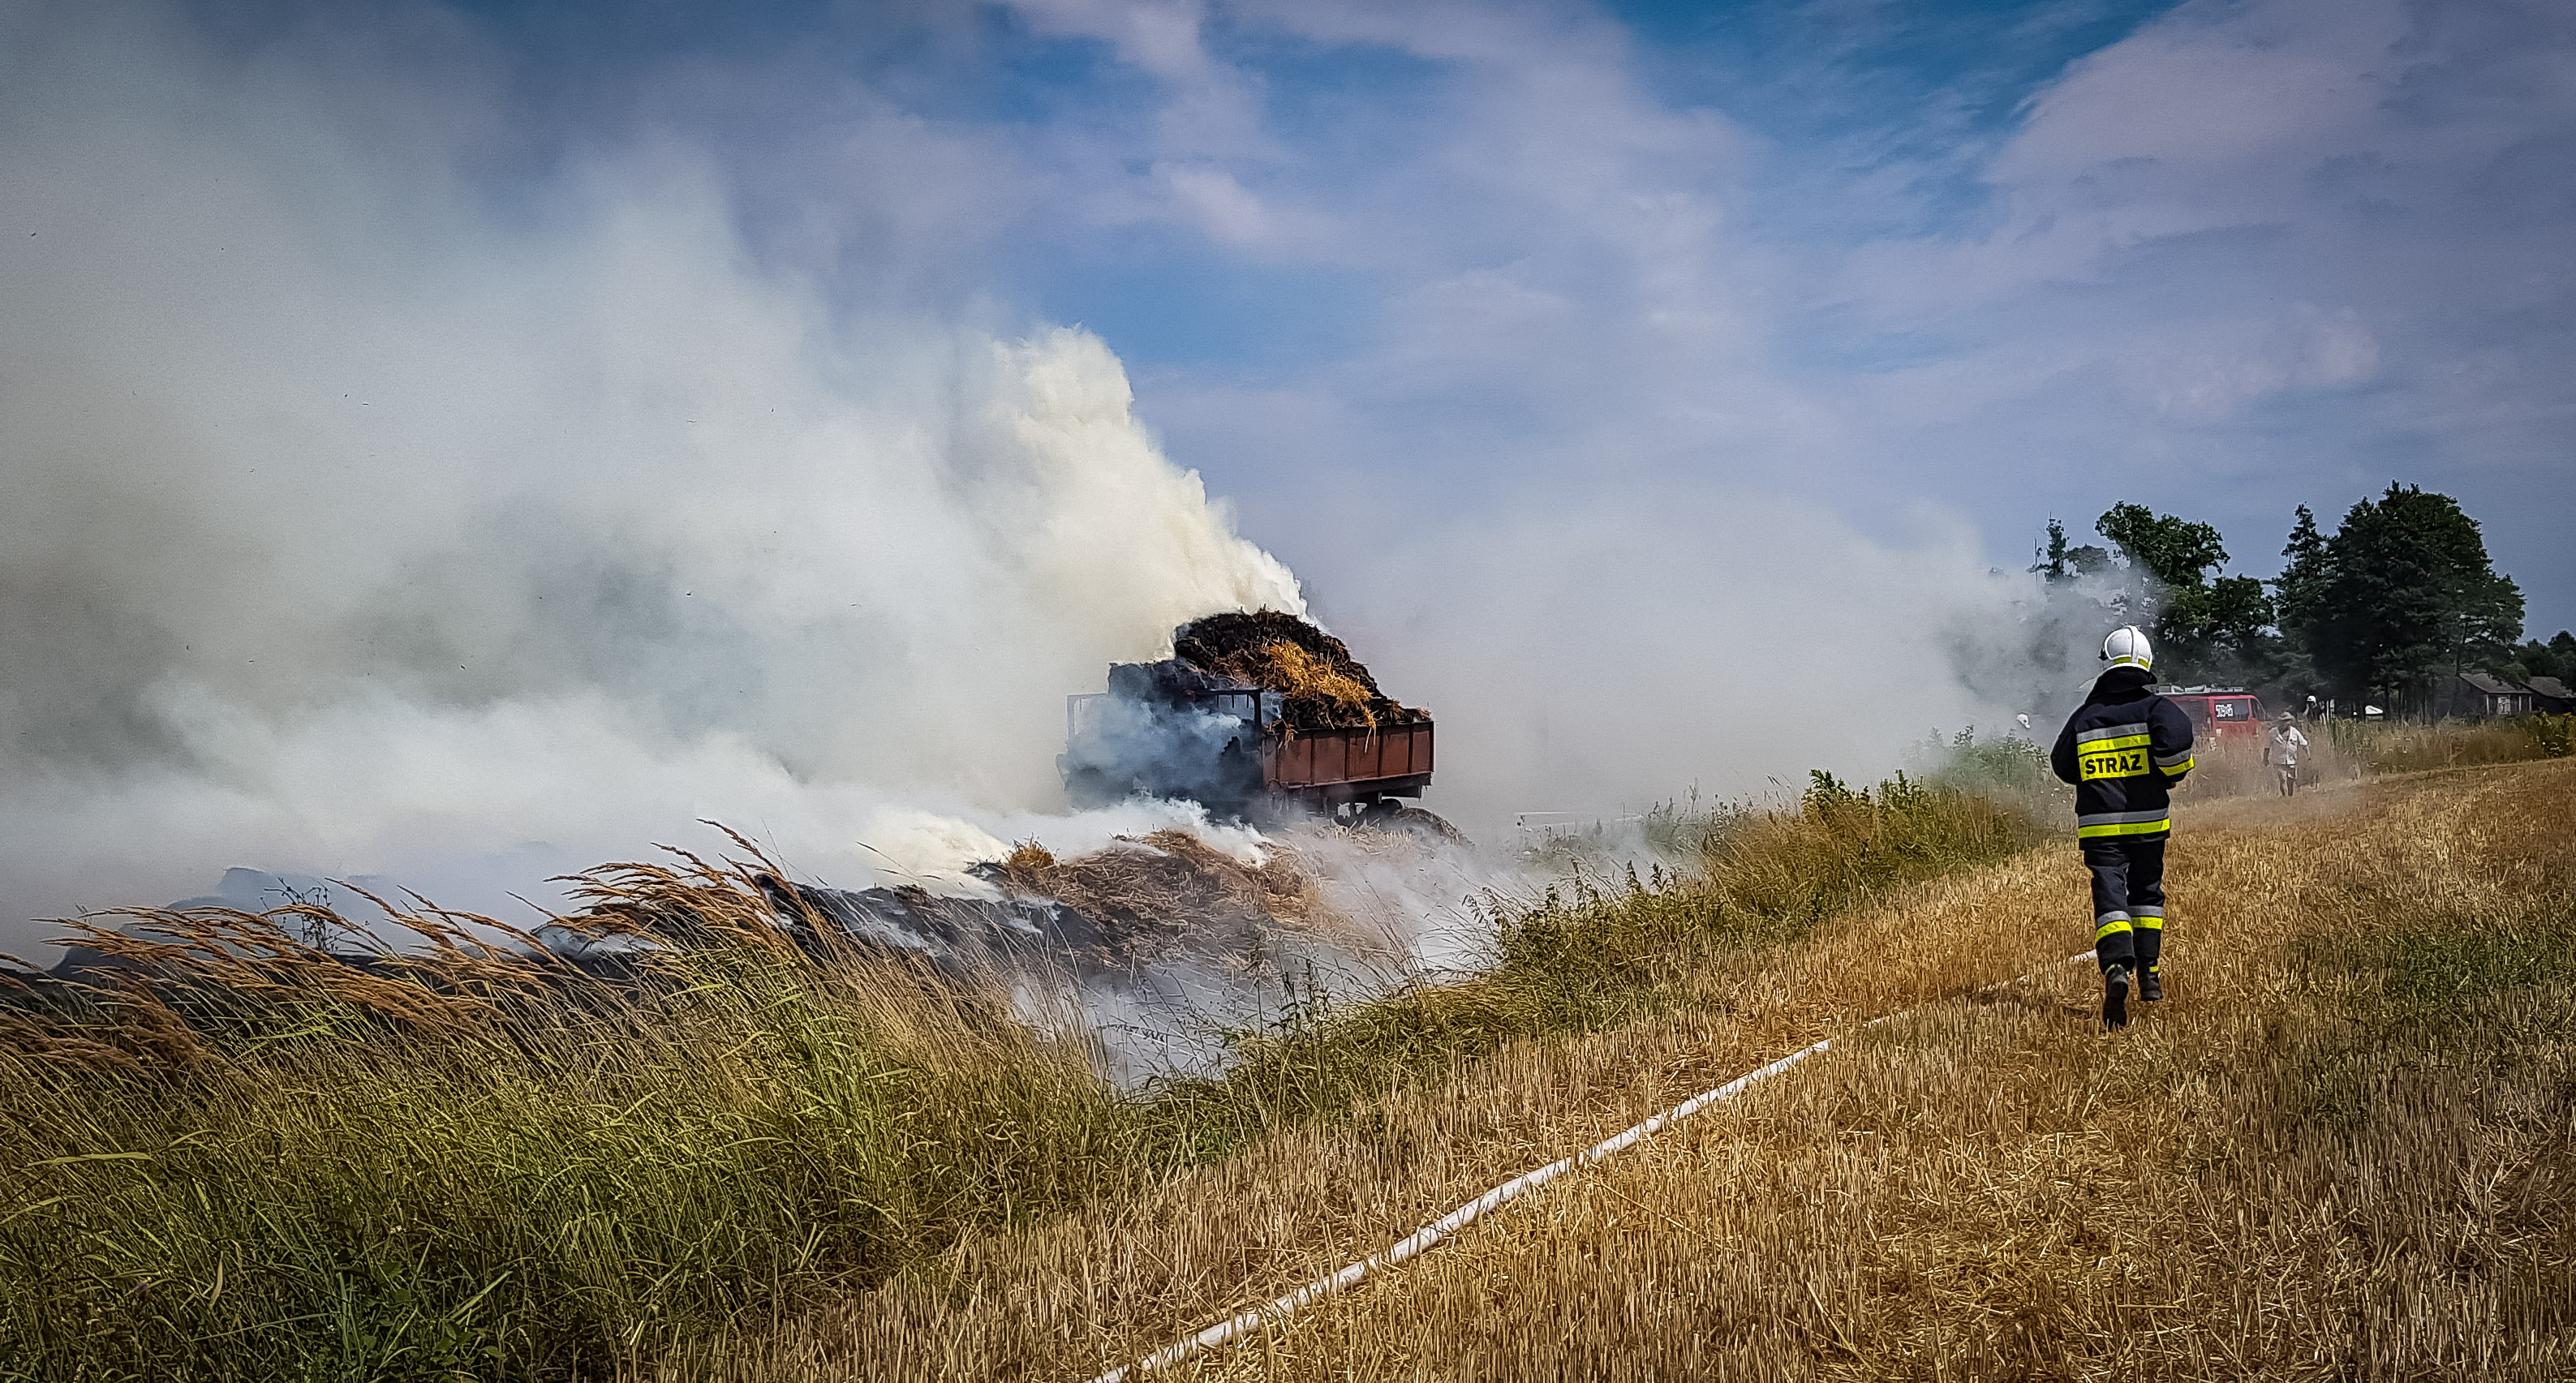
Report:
1263,723,1433,792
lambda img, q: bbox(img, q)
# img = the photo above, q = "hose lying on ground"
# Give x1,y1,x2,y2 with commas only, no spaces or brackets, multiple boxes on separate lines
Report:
1087,950,2101,1383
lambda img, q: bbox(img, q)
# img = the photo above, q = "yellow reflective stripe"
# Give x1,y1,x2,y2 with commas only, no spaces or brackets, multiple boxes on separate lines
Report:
2077,817,2171,838
2159,756,2195,776
2133,916,2164,930
2079,741,2152,780
2094,917,2134,941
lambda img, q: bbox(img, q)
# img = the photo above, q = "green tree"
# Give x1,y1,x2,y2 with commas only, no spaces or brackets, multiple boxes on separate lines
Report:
2096,502,2227,592
2285,484,2524,713
2160,575,2277,682
2090,502,2275,682
2269,505,2331,693
2030,518,2111,584
2273,507,2329,631
2507,630,2576,684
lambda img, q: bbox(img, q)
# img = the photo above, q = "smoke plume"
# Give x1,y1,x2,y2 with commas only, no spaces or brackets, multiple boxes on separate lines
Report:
0,0,2114,977
0,2,1301,954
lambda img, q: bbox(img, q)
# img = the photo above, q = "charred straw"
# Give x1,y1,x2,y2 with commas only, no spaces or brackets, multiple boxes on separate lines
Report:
1170,610,1427,732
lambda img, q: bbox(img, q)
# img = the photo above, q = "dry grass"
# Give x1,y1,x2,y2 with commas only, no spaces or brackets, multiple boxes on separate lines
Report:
0,850,1151,1381
1254,644,1379,731
2329,715,2576,775
9,757,2564,1380
708,761,2576,1381
0,785,2023,1381
1911,715,2574,810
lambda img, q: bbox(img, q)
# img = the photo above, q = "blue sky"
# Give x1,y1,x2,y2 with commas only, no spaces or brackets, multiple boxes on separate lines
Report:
403,0,2571,633
2,0,2571,935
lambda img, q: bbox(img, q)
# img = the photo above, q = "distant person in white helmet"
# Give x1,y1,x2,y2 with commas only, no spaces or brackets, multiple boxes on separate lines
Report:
2265,711,2308,797
2049,625,2195,1029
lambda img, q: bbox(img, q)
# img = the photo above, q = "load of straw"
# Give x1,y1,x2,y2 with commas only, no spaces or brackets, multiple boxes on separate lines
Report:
997,831,1330,957
1171,610,1427,732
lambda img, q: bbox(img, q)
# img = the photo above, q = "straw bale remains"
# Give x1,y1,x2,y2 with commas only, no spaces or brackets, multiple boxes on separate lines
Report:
1171,610,1427,732
996,830,1331,957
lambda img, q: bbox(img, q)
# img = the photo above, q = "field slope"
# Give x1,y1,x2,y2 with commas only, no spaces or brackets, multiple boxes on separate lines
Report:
740,758,2576,1381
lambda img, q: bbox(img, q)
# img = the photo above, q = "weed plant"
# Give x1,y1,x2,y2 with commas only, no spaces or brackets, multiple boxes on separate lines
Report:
1905,728,2068,818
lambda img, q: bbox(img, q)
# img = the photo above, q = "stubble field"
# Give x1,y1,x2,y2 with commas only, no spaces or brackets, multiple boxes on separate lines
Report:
729,758,2575,1381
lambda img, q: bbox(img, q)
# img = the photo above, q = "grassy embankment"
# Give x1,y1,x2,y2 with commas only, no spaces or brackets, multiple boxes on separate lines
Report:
0,717,2562,1380
1094,757,2576,1381
726,745,2574,1381
0,776,2030,1381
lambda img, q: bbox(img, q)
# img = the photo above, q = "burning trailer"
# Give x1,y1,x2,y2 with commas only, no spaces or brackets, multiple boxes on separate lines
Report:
1060,611,1437,822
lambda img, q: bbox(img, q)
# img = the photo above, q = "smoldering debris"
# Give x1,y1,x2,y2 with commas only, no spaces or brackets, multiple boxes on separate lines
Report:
996,831,1331,955
11,822,1474,1083
748,830,1382,977
1171,611,1429,732
33,838,1344,983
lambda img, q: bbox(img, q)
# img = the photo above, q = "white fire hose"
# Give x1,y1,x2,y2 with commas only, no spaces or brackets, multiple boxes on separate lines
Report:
1087,950,2097,1383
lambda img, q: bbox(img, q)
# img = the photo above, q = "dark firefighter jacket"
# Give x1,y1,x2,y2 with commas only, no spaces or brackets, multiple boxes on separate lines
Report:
2049,666,2195,840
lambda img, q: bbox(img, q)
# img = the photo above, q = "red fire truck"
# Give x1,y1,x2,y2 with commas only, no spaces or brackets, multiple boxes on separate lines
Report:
2157,687,2267,745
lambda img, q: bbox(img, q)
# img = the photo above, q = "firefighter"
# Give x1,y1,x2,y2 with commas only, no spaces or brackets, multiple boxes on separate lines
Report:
2049,626,2195,1029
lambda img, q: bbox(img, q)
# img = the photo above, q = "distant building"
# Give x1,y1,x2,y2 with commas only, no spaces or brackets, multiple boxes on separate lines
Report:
2430,672,2535,719
2527,676,2574,715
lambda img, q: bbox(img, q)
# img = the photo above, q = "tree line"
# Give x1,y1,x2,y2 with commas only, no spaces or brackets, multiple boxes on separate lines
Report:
2032,483,2571,714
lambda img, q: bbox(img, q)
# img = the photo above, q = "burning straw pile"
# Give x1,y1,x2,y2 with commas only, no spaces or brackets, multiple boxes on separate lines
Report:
999,830,1333,959
1172,610,1426,732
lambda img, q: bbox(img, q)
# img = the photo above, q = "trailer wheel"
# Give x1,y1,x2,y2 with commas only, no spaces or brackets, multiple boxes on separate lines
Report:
1381,805,1468,845
1353,797,1402,827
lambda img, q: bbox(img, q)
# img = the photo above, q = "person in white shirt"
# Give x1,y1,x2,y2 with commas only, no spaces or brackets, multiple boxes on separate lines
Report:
2265,712,2310,797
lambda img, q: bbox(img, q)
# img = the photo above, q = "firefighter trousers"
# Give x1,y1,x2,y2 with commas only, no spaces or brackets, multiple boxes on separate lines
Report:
2081,836,2165,976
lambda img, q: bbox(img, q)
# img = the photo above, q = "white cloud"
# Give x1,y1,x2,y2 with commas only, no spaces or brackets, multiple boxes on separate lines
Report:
1800,0,2573,627
1010,0,1214,80
2113,305,2381,420
2001,0,2409,179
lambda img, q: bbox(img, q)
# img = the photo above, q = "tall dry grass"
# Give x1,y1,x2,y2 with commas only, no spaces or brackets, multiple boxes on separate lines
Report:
1138,777,2038,1162
0,781,2035,1381
2328,713,2576,774
1904,714,2575,808
712,760,2575,1381
2172,713,2576,799
0,851,1150,1381
13,745,2560,1380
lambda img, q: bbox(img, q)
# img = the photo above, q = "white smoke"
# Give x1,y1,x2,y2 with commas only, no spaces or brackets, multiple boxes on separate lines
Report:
0,0,2103,988
0,2,1302,953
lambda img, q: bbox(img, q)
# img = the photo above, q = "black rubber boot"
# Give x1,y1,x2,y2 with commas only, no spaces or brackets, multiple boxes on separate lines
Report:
2102,964,2131,1030
2138,967,2163,1003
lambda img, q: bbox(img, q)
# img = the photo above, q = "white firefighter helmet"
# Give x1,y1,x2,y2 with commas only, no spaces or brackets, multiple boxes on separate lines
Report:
2101,625,2154,672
